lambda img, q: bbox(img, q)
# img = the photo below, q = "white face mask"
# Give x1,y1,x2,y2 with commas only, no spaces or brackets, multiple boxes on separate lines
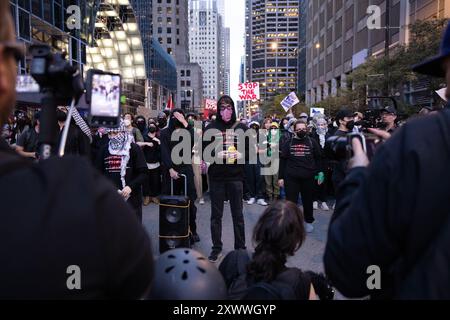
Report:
271,129,278,135
124,119,131,127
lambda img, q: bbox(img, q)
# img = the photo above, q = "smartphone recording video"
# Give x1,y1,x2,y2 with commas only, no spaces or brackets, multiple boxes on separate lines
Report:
86,70,121,128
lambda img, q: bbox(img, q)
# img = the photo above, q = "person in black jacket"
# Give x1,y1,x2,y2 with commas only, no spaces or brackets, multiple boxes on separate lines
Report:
0,2,153,299
278,120,322,233
203,95,248,262
141,122,161,205
324,23,450,299
96,125,147,222
160,108,199,243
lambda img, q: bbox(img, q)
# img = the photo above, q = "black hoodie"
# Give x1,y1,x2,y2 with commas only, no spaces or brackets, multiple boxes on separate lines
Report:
203,96,248,181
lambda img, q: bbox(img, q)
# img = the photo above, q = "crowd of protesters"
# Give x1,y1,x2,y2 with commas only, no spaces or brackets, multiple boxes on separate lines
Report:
2,0,450,300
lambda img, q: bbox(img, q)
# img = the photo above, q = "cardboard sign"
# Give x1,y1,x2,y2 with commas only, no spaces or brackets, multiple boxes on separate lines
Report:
238,82,260,101
310,108,325,117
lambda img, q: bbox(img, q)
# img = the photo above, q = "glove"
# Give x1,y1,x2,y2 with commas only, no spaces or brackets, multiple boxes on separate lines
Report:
315,172,325,185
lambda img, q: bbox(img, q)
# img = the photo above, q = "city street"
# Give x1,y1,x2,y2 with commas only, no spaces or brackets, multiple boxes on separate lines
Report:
142,196,343,298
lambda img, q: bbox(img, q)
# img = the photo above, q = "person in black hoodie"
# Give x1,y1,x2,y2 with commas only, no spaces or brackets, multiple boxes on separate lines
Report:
279,120,322,233
203,96,248,262
96,124,147,222
160,108,199,243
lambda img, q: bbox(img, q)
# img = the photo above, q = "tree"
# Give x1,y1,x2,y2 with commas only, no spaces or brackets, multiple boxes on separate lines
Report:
347,18,448,106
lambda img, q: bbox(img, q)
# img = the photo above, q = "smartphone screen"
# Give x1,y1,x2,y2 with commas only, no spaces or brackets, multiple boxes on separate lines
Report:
90,73,121,127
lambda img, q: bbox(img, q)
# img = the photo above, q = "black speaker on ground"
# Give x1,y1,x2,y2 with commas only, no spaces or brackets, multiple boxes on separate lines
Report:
159,175,191,253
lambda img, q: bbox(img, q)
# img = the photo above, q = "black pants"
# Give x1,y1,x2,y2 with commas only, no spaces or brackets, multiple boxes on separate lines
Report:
285,176,315,224
143,166,161,197
245,164,264,199
165,166,198,235
209,180,246,251
314,181,327,202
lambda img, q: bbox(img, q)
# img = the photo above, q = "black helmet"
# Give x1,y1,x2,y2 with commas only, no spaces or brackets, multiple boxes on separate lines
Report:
149,249,227,300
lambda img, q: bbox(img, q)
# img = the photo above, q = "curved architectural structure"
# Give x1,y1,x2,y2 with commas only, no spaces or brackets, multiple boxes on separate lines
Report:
87,0,146,80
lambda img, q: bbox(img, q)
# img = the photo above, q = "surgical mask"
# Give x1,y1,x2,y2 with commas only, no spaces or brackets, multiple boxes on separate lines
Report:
124,119,132,127
149,126,157,134
271,129,278,136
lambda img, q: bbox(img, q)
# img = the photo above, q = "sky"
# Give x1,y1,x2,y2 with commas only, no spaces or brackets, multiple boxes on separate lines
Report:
224,0,245,102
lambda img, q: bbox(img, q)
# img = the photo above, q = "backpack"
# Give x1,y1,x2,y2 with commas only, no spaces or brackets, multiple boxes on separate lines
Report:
219,250,311,300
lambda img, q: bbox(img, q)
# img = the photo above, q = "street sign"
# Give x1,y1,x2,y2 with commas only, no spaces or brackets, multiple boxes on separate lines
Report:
237,82,260,101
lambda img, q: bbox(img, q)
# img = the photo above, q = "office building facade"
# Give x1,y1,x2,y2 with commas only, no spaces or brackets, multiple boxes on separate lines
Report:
177,63,204,112
304,0,450,107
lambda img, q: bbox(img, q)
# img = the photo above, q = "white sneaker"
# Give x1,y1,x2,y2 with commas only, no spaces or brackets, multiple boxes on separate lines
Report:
313,201,319,210
257,199,268,206
199,198,205,205
305,223,314,233
321,202,330,211
247,198,256,205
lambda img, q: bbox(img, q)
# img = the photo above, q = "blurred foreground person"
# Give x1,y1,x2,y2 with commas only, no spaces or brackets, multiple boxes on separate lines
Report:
0,2,153,299
324,23,450,299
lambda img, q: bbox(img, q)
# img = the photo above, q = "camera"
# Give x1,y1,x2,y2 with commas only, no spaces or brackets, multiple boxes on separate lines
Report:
30,44,84,106
354,109,387,131
326,132,368,161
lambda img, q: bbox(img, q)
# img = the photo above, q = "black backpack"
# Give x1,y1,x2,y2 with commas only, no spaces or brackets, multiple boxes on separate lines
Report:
219,250,311,300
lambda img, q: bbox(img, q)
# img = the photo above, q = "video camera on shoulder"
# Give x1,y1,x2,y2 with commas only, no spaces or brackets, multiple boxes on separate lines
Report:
326,133,367,161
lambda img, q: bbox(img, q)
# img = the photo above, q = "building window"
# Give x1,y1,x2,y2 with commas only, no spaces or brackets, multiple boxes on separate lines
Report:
181,70,185,77
186,81,191,86
181,80,185,87
158,27,162,33
187,70,191,77
157,7,162,14
176,38,180,45
167,37,172,44
167,17,172,24
167,7,172,14
167,0,171,3
158,37,163,44
168,48,173,55
157,17,162,22
167,27,172,34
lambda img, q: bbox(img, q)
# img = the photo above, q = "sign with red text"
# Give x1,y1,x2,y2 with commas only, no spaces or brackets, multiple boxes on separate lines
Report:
237,82,260,101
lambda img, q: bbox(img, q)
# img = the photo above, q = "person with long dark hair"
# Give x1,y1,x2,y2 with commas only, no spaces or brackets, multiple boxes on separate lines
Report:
219,201,335,300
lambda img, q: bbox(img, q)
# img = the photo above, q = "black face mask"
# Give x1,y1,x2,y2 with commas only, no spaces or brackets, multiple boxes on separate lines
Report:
158,118,167,128
297,131,307,139
149,126,157,134
136,121,146,132
345,120,355,131
173,119,184,129
56,110,67,122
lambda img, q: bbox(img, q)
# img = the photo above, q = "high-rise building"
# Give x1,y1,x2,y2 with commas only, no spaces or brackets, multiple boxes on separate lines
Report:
152,0,190,64
304,0,450,107
245,0,252,82
297,0,307,95
178,63,204,112
246,0,300,102
189,0,221,100
224,27,231,96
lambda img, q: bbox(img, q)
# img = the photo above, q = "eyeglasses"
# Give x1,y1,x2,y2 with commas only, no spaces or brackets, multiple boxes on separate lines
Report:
0,41,25,62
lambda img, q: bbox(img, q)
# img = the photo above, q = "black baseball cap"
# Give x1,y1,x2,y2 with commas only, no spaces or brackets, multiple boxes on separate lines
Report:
381,106,397,115
335,109,354,121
